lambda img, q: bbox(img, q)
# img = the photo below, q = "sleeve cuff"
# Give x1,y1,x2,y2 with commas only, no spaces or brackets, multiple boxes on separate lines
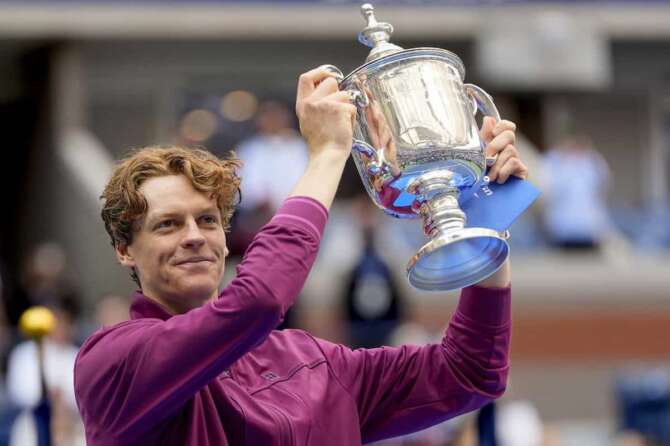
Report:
270,196,329,239
456,284,511,328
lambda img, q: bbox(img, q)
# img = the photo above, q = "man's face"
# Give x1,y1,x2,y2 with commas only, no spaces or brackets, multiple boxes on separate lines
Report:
116,175,228,314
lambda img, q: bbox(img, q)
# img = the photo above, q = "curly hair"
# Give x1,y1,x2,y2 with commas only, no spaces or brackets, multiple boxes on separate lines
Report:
101,145,241,285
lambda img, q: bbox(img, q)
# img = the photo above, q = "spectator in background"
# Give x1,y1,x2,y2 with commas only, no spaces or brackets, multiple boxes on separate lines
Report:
496,400,544,446
1,254,29,329
343,197,404,349
76,294,130,342
18,242,80,313
540,133,611,251
6,298,84,446
614,432,654,446
0,261,10,370
230,100,309,255
3,242,84,445
94,294,129,328
616,368,670,445
0,260,12,445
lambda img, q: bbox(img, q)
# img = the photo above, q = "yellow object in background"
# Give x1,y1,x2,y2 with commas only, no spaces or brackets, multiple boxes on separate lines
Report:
19,306,56,339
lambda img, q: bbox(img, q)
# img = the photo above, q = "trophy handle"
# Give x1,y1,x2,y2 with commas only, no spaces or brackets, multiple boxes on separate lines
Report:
320,64,345,82
321,65,388,187
464,83,500,121
464,83,501,167
320,64,369,108
321,64,379,172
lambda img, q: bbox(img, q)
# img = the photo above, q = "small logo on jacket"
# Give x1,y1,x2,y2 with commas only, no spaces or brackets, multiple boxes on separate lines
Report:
262,372,278,381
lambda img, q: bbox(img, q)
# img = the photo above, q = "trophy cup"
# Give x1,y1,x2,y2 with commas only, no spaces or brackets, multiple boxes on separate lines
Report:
326,3,510,291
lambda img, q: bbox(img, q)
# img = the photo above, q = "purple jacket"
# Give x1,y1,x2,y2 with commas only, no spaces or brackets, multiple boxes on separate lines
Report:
74,197,511,445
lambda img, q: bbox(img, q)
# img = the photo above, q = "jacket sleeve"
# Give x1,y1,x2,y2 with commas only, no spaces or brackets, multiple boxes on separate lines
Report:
74,197,328,440
312,285,511,444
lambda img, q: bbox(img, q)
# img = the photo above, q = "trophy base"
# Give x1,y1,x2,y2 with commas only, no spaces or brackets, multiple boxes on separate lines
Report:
406,227,509,292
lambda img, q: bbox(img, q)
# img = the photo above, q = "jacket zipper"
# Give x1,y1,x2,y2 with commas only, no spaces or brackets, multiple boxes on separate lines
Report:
267,404,293,446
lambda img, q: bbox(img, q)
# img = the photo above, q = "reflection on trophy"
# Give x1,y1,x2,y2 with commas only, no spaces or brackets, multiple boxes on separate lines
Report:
326,3,510,291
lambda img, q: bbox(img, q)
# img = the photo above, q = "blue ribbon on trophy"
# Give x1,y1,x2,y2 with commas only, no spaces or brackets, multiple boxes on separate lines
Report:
463,177,541,234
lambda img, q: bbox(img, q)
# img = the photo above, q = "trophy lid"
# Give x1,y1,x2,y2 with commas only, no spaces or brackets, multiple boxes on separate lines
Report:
348,4,465,82
358,3,404,63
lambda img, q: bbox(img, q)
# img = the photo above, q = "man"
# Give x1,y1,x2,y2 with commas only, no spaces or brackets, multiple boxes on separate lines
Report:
74,66,526,445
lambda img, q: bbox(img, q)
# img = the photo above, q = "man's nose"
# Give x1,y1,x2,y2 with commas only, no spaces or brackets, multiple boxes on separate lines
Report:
181,219,206,248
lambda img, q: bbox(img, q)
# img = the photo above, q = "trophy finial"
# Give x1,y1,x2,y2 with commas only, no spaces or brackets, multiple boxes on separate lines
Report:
357,3,403,62
360,4,377,27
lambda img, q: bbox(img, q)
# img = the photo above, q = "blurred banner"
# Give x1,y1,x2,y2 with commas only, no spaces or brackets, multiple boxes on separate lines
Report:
476,11,611,89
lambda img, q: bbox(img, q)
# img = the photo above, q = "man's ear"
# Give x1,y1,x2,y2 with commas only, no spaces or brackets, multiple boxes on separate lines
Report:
115,243,136,269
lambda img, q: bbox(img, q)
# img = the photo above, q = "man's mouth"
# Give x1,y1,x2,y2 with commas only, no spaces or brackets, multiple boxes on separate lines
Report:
175,256,215,266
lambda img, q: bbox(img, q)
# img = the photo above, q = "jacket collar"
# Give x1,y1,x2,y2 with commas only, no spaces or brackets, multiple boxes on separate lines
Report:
129,291,174,321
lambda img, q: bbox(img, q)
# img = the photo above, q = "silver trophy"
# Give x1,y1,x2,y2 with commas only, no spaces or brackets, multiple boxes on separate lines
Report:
326,4,509,291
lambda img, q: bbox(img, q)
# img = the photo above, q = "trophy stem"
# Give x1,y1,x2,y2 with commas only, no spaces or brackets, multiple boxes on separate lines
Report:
406,170,509,291
417,192,466,240
408,169,466,240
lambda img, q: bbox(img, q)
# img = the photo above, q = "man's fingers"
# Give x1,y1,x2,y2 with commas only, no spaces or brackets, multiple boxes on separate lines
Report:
481,118,517,140
492,119,517,136
479,116,497,142
326,90,356,105
296,66,339,103
311,77,340,101
296,70,319,104
488,144,517,181
309,91,357,121
479,117,522,183
301,91,357,116
296,70,346,119
485,129,516,158
495,157,528,183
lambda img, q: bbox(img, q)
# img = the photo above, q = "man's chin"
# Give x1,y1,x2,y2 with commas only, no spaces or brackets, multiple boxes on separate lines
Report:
176,281,219,305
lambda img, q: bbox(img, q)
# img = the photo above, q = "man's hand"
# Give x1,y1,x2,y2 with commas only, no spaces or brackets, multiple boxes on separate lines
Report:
475,117,528,289
480,116,528,184
295,66,357,161
289,66,357,209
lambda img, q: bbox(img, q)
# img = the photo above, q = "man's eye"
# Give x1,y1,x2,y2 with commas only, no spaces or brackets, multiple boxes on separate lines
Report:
201,215,218,225
156,220,173,230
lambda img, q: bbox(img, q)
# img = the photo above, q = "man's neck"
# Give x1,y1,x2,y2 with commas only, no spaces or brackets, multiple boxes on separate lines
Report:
140,288,217,315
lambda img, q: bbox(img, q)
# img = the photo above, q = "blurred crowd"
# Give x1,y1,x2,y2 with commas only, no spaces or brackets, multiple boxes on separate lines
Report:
0,99,668,446
0,242,129,445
